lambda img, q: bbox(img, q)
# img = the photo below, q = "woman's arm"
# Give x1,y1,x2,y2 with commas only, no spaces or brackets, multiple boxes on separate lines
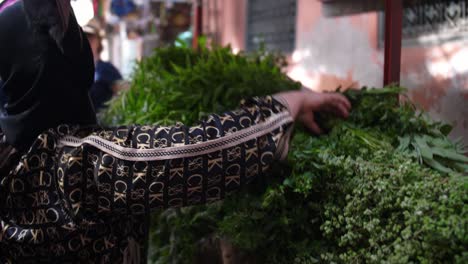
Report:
57,91,350,215
59,96,292,215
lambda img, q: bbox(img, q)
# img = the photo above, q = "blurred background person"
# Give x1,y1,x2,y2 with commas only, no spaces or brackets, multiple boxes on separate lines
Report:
84,19,124,111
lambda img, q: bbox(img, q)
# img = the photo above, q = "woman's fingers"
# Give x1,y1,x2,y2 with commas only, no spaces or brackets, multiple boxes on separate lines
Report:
300,113,323,135
322,98,350,119
335,101,350,118
337,94,352,111
327,94,351,111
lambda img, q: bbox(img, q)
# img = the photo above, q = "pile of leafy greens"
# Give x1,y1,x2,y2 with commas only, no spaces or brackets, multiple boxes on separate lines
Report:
103,44,467,264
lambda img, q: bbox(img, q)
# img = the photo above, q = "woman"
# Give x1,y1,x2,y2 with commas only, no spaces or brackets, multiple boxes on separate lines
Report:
0,1,351,263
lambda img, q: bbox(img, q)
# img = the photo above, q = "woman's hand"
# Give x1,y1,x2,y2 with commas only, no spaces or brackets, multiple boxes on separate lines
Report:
276,89,351,135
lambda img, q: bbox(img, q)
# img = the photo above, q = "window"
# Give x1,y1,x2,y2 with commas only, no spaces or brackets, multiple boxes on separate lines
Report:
379,0,468,47
246,0,297,52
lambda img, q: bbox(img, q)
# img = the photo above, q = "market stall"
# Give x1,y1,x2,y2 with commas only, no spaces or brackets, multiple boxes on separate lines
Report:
0,1,465,263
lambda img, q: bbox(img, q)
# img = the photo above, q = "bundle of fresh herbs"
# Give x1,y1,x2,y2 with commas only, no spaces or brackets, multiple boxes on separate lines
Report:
217,87,467,263
103,44,467,264
103,42,297,125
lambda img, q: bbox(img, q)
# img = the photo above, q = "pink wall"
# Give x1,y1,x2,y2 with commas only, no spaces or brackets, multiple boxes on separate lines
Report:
203,0,246,52
289,0,383,91
204,0,468,145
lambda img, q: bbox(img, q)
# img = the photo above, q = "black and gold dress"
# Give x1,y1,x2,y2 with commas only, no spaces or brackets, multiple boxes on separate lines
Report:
0,96,293,263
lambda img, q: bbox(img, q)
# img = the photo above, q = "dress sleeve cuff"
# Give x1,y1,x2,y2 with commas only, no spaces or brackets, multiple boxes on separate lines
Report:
272,94,293,116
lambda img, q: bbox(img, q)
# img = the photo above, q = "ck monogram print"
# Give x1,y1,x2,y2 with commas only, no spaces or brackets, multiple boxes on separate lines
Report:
0,96,293,263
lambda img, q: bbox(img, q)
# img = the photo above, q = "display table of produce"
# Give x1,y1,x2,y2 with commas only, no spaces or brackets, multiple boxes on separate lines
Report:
103,44,467,264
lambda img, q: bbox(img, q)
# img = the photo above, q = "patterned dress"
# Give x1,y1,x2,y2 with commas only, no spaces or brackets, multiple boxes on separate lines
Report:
0,96,294,263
